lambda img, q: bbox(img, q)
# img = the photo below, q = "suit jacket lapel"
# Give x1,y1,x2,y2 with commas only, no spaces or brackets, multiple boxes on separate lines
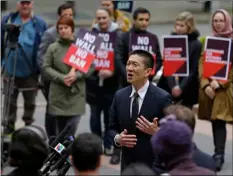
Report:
139,83,155,117
122,86,132,120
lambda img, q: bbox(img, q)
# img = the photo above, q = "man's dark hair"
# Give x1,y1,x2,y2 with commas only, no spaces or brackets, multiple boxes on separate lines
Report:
133,7,151,20
71,133,103,172
164,104,196,133
122,163,155,175
129,49,154,69
57,3,74,16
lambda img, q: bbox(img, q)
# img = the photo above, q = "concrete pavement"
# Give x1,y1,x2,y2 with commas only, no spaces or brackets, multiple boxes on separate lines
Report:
2,1,233,26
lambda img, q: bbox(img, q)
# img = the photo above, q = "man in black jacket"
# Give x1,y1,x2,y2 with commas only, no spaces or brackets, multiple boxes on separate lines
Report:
109,50,172,171
114,7,162,88
111,7,163,164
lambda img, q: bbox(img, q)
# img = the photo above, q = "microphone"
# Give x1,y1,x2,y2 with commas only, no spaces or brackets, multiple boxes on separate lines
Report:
48,136,56,146
39,125,73,175
39,140,71,175
56,161,71,176
51,124,72,148
47,141,73,175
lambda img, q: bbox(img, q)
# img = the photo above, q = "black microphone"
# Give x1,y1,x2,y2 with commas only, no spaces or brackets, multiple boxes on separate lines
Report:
48,136,56,146
56,160,72,176
39,140,71,175
51,124,72,148
47,141,73,174
43,125,72,164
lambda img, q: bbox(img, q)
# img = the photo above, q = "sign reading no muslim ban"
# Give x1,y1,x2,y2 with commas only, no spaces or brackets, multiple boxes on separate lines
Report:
129,32,157,75
203,36,232,81
94,32,117,71
162,35,189,77
63,28,102,73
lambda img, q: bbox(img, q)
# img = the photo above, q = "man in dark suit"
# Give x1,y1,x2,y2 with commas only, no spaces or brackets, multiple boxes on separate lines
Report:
109,50,172,172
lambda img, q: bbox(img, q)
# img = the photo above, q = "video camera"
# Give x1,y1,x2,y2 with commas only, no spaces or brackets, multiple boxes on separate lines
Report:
39,125,75,176
3,24,21,44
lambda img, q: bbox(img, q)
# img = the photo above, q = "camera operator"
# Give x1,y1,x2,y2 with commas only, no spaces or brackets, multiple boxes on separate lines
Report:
1,1,47,134
6,125,49,176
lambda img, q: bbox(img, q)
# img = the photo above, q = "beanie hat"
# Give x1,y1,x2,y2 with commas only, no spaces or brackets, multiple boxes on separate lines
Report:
151,119,192,162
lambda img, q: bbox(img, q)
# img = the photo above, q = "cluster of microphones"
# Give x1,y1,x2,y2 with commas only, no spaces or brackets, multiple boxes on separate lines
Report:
39,124,74,176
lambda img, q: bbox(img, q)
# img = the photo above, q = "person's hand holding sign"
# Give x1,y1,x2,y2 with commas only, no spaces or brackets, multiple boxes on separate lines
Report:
172,86,182,98
98,70,113,79
64,68,77,87
136,116,158,135
210,79,220,90
205,86,215,99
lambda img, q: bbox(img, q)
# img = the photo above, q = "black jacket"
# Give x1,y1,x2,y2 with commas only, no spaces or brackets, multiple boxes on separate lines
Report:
158,30,202,107
109,82,172,171
86,26,121,105
114,27,162,87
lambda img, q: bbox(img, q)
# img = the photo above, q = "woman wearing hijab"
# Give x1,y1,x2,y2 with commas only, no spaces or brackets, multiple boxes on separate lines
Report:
198,9,233,171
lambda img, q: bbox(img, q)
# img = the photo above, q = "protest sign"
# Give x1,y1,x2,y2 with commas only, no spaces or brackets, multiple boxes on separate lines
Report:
203,36,232,81
129,32,157,75
75,28,102,53
114,1,134,13
63,44,96,73
94,32,117,71
63,28,102,73
163,35,189,77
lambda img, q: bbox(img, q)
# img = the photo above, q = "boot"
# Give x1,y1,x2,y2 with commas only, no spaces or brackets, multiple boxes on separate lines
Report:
213,154,224,172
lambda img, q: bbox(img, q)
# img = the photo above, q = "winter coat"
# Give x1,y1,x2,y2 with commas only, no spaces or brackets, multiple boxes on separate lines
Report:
198,36,233,122
42,37,94,116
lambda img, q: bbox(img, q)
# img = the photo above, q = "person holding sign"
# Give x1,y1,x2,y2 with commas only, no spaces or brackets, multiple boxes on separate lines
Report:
198,9,233,171
158,11,202,109
114,7,162,88
86,7,120,156
109,50,172,172
37,2,75,139
42,16,94,136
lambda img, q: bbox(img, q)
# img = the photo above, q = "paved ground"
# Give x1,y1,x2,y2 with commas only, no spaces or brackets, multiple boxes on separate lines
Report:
1,23,233,175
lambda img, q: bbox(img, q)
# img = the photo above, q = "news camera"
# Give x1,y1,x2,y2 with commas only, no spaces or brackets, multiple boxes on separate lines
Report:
3,24,21,44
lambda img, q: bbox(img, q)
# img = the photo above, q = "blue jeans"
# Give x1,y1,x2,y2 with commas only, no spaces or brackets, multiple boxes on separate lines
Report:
90,104,113,148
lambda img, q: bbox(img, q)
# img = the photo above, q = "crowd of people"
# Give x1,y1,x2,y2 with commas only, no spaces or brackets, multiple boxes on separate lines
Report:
1,0,232,175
